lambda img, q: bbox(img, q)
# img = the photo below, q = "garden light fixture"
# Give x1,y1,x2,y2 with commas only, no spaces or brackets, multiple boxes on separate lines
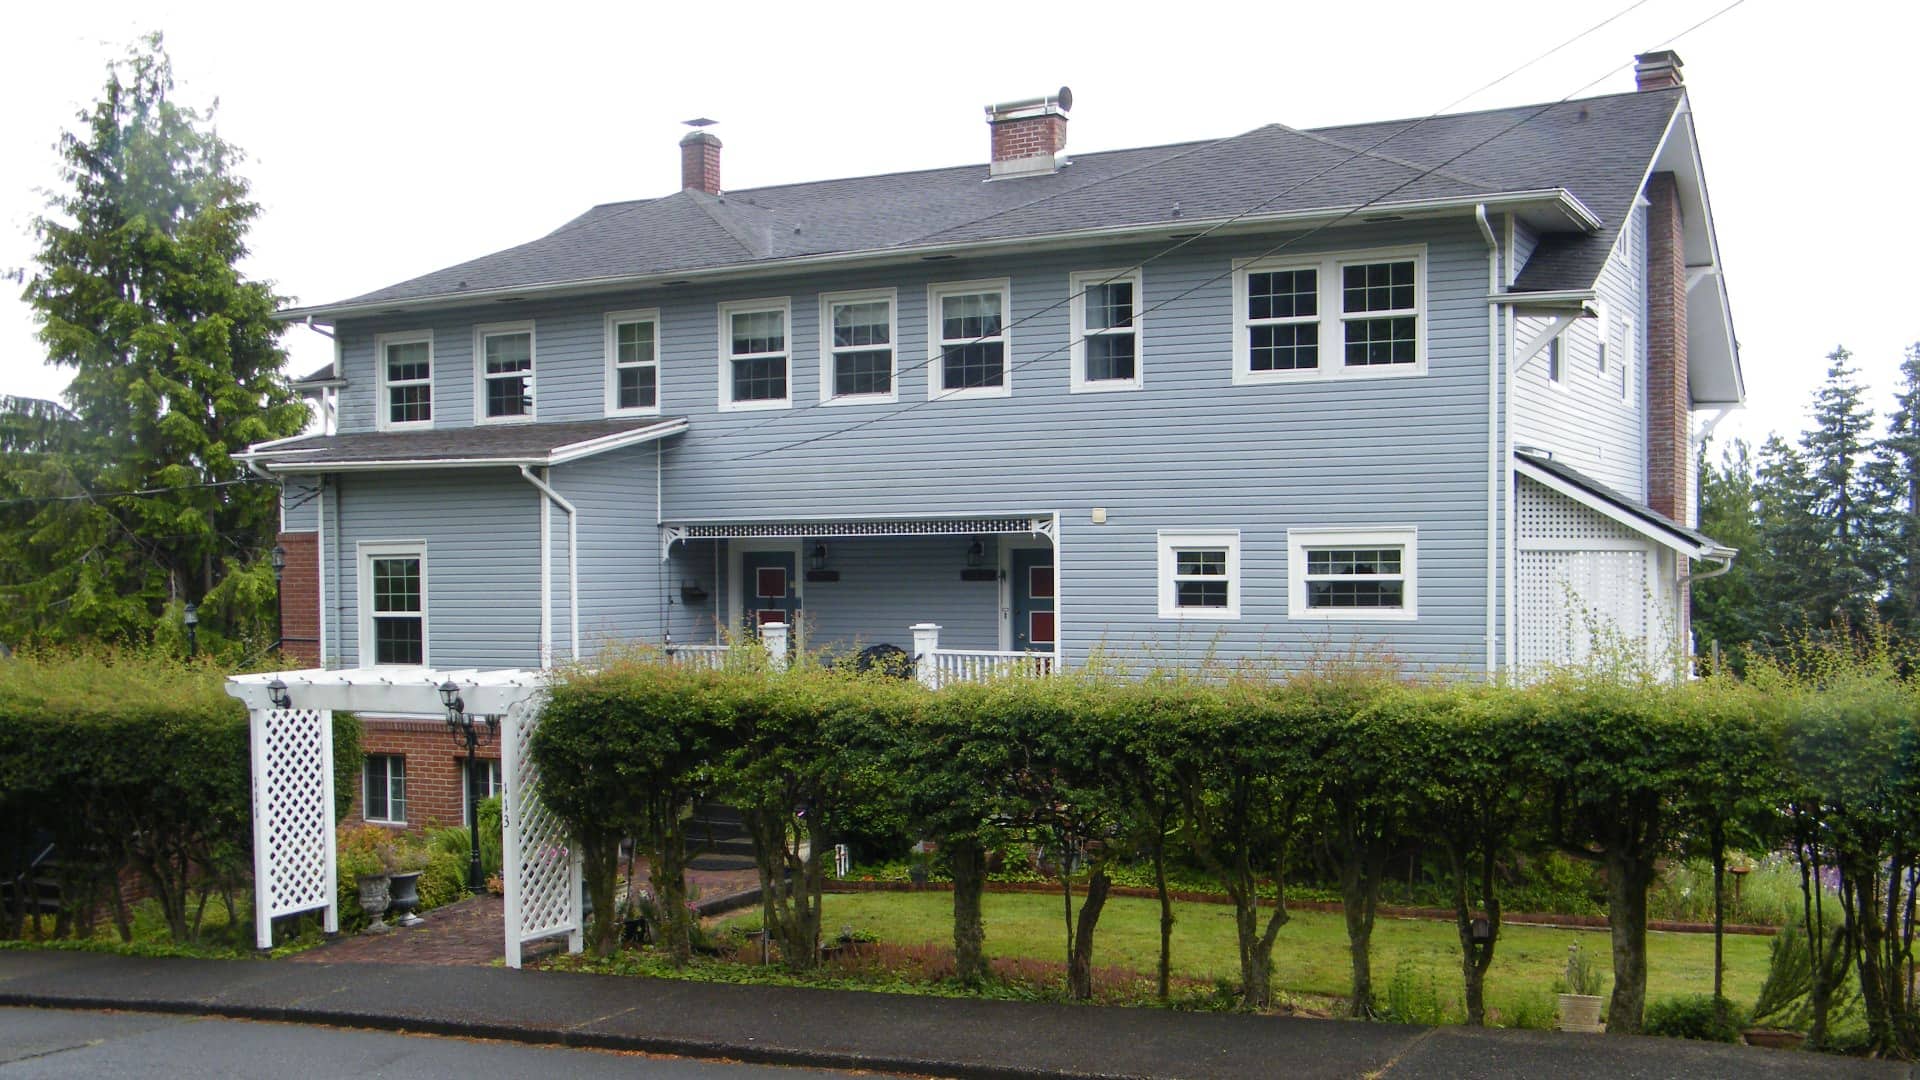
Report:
965,537,985,569
809,541,829,572
439,679,495,895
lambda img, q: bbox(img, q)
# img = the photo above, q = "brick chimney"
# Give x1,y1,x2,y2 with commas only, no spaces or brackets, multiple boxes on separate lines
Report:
680,130,721,195
1634,50,1684,92
986,87,1071,178
1645,170,1689,521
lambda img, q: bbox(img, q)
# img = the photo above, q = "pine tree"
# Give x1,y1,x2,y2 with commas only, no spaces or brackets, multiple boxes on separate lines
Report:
1692,439,1768,661
2,35,305,649
1751,435,1826,644
1795,349,1892,630
1871,343,1920,636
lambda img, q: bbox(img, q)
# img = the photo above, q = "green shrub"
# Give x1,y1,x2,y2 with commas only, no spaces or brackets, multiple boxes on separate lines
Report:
1644,994,1743,1042
1380,958,1449,1025
1495,992,1558,1030
416,849,468,911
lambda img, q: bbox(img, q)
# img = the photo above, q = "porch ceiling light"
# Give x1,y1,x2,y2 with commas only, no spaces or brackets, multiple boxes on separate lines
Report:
266,677,291,710
809,541,828,572
965,537,985,569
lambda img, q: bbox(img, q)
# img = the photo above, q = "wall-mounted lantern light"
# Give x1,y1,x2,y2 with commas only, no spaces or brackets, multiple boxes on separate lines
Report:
267,677,292,710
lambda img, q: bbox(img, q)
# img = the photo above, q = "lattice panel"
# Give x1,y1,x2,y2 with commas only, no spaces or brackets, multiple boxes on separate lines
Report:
1517,549,1649,669
250,707,336,947
1517,477,1640,544
502,692,579,967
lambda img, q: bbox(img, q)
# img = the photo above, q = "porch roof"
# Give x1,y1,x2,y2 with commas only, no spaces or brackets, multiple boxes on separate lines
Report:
239,416,688,473
1515,450,1734,561
226,666,546,714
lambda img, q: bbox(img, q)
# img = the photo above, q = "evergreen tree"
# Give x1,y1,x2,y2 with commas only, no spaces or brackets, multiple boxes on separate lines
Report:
2,34,305,649
1796,349,1892,629
1871,344,1920,636
1692,439,1768,662
1750,435,1826,643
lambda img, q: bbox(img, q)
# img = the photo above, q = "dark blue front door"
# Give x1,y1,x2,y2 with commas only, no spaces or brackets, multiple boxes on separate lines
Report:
1011,549,1055,653
741,551,799,633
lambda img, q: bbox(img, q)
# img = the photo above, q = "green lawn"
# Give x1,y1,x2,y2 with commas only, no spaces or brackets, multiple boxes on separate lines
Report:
794,890,1771,1021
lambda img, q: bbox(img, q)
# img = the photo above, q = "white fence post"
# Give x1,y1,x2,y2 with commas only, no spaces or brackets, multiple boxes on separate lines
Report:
911,623,942,689
763,621,789,670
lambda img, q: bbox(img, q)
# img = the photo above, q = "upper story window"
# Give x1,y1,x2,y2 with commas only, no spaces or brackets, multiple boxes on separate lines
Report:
718,298,791,411
819,289,896,405
1070,269,1142,393
1157,530,1241,620
359,541,427,666
929,279,1012,399
1288,528,1417,621
1232,246,1425,384
375,331,433,431
476,322,535,422
605,309,661,416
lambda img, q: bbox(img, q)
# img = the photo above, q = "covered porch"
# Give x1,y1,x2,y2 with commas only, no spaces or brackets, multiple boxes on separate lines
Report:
659,513,1060,683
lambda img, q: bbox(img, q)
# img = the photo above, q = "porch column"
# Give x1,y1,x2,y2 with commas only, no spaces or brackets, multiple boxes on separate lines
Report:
763,621,790,670
911,622,941,689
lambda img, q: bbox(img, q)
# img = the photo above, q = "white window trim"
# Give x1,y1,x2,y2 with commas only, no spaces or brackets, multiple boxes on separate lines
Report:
364,754,407,825
473,320,538,425
1287,527,1418,621
927,278,1014,400
717,297,793,412
374,330,434,432
357,540,429,668
1157,530,1241,621
604,308,663,417
1069,268,1144,393
1231,244,1427,385
817,288,898,406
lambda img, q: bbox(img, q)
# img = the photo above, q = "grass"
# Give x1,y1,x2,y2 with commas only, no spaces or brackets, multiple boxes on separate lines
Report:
7,892,324,959
723,890,1773,1024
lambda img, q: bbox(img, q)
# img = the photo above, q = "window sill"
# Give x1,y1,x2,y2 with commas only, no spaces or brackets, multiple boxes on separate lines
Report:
377,421,435,433
928,384,1012,401
718,398,793,413
1156,609,1241,622
1233,363,1426,386
606,405,663,419
1288,609,1418,622
1070,378,1143,394
819,392,899,407
475,414,538,426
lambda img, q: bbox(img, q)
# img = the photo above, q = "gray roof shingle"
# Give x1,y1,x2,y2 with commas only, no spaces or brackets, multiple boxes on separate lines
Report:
1517,449,1724,552
246,417,686,470
308,88,1682,315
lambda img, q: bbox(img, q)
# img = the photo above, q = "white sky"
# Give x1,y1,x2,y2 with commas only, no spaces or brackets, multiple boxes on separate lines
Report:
1,0,1914,455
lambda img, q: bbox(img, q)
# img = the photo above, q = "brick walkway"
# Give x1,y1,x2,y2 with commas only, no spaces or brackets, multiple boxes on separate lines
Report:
294,863,764,966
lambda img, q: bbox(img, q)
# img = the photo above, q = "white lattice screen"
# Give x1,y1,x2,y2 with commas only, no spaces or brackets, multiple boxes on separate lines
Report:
1516,478,1656,671
249,707,336,949
502,692,581,968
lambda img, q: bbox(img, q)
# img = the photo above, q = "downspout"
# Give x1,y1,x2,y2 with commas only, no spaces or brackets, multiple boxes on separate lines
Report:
519,465,580,663
1503,214,1519,672
1476,204,1500,680
1676,550,1737,672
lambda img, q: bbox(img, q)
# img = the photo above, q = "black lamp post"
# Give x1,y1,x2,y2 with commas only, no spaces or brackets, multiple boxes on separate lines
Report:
183,602,199,657
269,544,287,656
440,680,497,895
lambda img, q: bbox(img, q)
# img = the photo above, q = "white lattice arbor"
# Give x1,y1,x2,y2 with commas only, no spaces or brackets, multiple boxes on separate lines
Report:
227,667,573,963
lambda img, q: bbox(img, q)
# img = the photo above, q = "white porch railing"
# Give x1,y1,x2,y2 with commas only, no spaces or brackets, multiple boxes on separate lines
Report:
663,643,732,669
911,622,1056,689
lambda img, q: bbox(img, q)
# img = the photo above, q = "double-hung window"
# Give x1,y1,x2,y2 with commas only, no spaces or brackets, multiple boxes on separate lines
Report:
1070,269,1142,392
1157,531,1241,620
819,290,896,404
359,542,427,666
364,755,406,824
476,322,535,422
466,759,502,825
1233,246,1425,383
718,298,791,411
605,309,661,415
1288,528,1417,620
928,279,1012,399
376,332,433,430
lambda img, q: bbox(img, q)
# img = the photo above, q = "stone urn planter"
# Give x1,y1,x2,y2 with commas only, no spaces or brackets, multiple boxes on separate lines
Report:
1742,1028,1806,1050
1556,993,1605,1034
388,870,424,927
357,873,393,933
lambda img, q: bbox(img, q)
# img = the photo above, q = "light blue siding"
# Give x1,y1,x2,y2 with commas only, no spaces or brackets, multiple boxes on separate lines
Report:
280,478,321,533
320,220,1502,672
799,536,1001,653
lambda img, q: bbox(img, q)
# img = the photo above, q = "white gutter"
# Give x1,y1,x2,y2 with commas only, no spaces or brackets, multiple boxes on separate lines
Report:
518,465,580,663
280,190,1601,323
1477,204,1499,680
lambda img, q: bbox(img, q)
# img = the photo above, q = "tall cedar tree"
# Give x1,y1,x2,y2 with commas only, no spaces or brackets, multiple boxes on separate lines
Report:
1871,345,1920,636
1797,349,1892,629
1692,440,1769,661
9,35,304,648
1751,435,1827,641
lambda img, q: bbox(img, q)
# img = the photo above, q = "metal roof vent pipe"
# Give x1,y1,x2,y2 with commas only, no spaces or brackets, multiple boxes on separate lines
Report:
680,118,722,195
986,87,1071,179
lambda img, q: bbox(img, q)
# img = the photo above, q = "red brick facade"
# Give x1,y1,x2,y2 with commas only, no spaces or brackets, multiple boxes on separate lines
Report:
275,530,321,667
1644,171,1689,522
990,113,1067,164
346,717,499,835
680,131,721,194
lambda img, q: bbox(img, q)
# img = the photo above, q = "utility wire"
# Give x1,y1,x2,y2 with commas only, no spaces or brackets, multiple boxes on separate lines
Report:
732,0,1745,461
0,476,268,508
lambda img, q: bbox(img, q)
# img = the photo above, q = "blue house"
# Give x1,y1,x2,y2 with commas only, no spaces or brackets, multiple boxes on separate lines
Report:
250,51,1741,726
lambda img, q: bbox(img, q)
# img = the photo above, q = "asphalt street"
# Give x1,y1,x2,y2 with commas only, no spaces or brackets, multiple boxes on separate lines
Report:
0,1008,860,1079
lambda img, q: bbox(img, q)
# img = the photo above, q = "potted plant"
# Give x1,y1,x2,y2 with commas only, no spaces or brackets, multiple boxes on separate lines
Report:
620,887,656,947
1556,943,1607,1033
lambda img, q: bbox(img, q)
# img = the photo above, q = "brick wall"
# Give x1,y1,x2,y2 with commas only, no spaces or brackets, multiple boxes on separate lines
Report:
275,530,321,667
680,132,721,194
346,717,499,834
990,113,1067,163
1644,172,1689,522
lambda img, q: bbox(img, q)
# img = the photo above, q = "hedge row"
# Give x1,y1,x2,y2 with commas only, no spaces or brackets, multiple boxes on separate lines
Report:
0,648,359,945
537,645,1920,1051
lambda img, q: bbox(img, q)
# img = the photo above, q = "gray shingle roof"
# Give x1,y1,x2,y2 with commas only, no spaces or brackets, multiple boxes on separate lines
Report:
291,362,341,387
245,417,686,471
1516,449,1725,553
309,89,1683,315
